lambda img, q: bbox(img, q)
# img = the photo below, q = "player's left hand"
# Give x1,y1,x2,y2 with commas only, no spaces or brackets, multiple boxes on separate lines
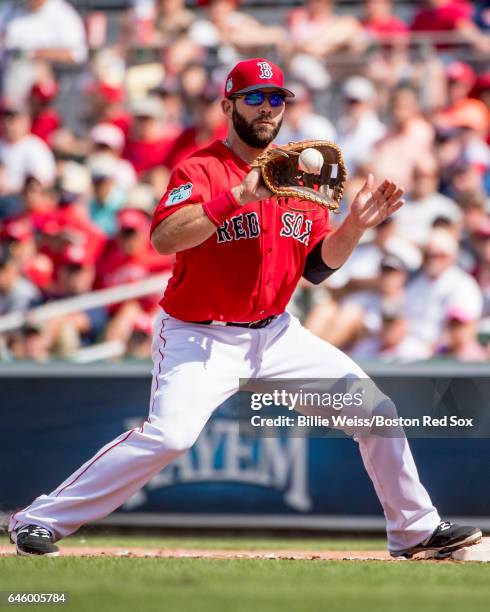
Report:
349,174,405,230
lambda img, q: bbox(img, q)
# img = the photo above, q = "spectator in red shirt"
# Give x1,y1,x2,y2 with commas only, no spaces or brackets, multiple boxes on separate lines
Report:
42,163,107,266
411,0,490,51
123,97,179,175
96,208,171,290
435,62,489,137
29,79,61,146
0,215,53,292
412,0,472,31
96,208,165,344
46,243,108,356
470,74,490,148
13,176,56,230
165,94,227,169
57,162,104,228
362,0,408,41
440,65,488,137
87,82,131,139
95,209,147,290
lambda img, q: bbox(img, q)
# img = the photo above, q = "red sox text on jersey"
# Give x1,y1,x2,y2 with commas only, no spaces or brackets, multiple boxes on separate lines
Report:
150,140,332,322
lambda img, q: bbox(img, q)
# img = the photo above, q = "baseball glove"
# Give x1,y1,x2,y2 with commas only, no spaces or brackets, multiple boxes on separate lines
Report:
252,140,347,213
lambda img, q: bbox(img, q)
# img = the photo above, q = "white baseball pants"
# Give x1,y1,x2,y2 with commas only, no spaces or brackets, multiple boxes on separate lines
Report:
10,310,440,552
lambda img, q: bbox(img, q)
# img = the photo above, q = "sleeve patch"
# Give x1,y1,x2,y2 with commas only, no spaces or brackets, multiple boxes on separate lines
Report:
165,182,193,206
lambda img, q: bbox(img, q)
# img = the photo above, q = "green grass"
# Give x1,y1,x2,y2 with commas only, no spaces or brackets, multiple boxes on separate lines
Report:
60,534,387,551
1,536,489,612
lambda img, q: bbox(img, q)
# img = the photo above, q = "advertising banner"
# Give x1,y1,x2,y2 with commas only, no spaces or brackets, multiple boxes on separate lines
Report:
1,366,488,526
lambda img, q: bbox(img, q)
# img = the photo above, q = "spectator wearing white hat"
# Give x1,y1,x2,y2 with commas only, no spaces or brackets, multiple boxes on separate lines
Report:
90,123,137,191
0,103,56,193
123,97,176,175
87,153,127,236
336,76,386,175
405,229,483,349
122,183,156,217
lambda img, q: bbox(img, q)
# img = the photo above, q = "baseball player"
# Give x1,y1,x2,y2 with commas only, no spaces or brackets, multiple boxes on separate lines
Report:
9,58,481,558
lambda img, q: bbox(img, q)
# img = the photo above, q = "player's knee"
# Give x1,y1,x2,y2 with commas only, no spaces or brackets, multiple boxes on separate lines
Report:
373,396,398,419
144,419,199,454
161,432,196,454
342,390,399,438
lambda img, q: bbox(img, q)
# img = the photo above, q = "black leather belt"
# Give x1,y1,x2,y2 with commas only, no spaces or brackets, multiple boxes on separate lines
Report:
190,316,276,329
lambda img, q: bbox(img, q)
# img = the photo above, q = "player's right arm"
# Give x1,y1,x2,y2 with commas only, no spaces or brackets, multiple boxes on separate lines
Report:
151,204,217,255
151,166,270,255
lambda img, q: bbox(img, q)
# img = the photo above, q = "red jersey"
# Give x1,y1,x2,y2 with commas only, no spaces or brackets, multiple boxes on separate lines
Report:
95,239,166,314
165,123,228,169
411,1,472,33
95,239,173,289
150,140,332,322
123,130,180,174
363,16,408,40
31,109,61,144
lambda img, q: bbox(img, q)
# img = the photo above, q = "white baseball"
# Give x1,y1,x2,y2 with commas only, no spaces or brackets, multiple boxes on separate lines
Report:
298,148,324,175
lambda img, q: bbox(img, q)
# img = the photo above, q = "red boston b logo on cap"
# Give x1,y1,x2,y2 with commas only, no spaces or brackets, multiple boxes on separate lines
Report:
224,58,295,99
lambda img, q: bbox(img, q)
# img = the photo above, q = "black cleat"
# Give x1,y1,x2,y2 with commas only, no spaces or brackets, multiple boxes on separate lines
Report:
9,524,59,557
391,521,482,559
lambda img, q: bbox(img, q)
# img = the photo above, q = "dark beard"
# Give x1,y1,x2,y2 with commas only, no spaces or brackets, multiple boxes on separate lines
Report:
232,104,282,149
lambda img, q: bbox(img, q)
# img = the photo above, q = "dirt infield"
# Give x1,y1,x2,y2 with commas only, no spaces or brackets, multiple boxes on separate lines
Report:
3,539,488,561
0,545,425,561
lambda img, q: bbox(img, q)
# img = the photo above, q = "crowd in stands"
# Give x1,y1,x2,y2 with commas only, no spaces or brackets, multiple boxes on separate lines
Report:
0,0,489,363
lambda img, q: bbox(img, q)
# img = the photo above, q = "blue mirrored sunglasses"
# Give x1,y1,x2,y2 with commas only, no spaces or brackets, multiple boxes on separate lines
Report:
234,91,286,107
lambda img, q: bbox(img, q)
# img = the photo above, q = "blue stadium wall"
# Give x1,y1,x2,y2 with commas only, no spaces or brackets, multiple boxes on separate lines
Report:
1,363,489,530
